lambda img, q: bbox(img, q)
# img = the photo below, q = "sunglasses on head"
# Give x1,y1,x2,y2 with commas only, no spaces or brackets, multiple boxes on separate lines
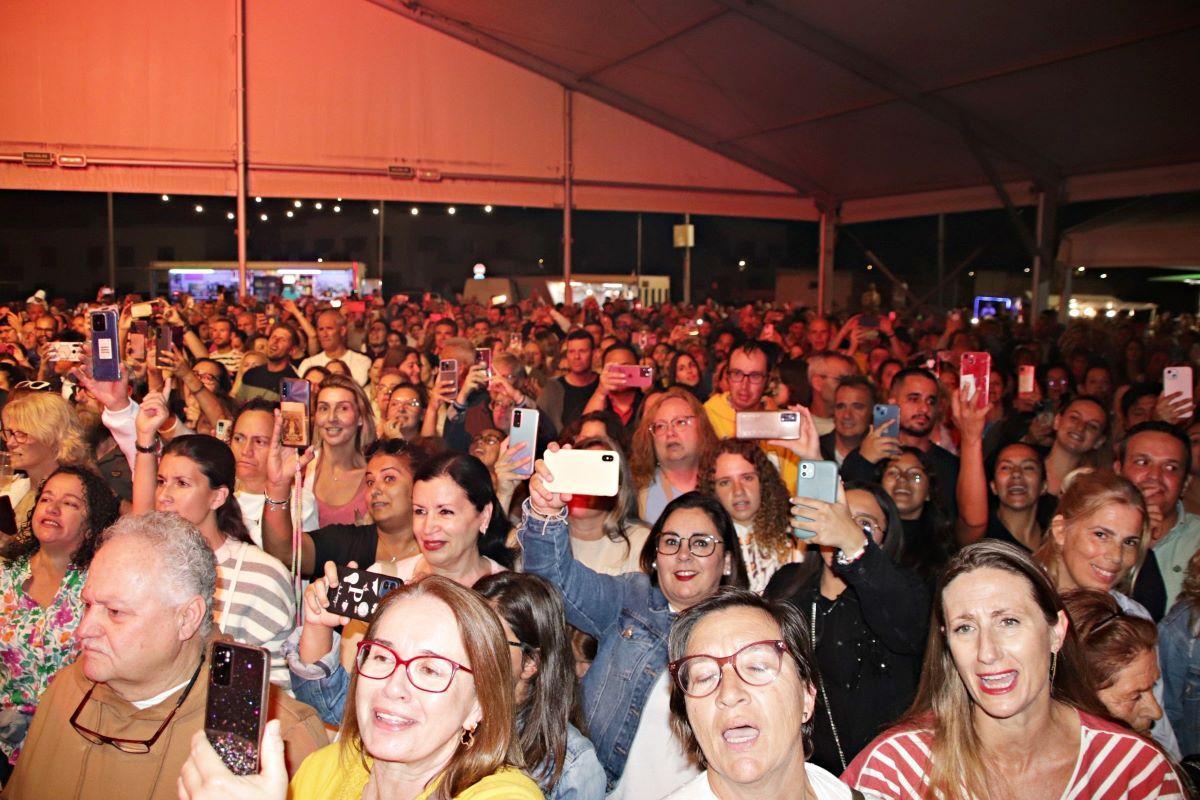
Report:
13,381,52,392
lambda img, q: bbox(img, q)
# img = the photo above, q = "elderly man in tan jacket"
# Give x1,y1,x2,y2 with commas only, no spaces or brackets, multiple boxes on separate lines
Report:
2,512,325,800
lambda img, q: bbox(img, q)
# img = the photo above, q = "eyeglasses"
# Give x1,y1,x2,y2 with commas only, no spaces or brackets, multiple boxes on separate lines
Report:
728,369,767,385
669,640,788,698
0,428,31,445
507,640,534,655
70,655,204,753
13,380,51,392
656,533,720,557
473,434,502,446
355,639,473,692
882,467,926,484
393,399,423,409
853,515,883,539
648,416,696,437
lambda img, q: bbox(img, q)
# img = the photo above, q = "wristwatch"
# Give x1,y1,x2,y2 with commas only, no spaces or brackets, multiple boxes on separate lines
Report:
134,437,159,454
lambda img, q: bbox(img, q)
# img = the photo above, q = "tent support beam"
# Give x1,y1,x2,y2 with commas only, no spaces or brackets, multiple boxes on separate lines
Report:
563,89,573,306
106,192,116,291
234,0,248,302
369,0,834,208
1032,188,1061,318
913,228,1004,309
577,8,729,80
817,210,837,314
717,0,1061,188
964,131,1057,270
840,228,918,307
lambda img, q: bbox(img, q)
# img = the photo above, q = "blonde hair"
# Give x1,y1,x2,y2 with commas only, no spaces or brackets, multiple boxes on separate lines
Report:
1,391,91,467
629,388,717,488
1034,468,1148,593
315,373,378,452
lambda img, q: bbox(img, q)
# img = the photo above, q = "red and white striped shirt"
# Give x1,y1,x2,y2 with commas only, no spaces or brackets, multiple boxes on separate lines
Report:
843,710,1184,800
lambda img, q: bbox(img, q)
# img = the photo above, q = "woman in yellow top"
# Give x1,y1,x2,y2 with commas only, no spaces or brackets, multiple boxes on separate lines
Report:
177,574,544,800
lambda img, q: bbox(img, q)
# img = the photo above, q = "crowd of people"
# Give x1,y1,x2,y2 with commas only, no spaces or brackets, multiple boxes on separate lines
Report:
0,285,1196,798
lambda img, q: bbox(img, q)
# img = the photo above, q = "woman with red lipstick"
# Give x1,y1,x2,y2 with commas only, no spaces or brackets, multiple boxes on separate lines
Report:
845,540,1184,799
665,590,854,799
0,466,119,775
519,458,747,797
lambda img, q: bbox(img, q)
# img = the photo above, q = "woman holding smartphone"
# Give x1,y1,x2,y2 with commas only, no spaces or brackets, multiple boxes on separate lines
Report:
519,459,747,797
309,374,376,527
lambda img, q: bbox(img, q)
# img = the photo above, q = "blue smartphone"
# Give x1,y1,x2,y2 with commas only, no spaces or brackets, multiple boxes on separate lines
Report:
89,309,121,381
873,404,900,438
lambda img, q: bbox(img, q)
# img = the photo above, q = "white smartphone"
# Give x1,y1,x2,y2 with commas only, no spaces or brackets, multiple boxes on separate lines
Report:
543,449,620,497
735,411,801,440
1164,366,1193,402
508,407,539,479
1018,365,1036,395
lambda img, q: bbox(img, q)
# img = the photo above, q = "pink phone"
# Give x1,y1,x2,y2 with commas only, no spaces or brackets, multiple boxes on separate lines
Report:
960,352,991,409
610,364,654,389
1018,365,1036,394
1164,366,1193,402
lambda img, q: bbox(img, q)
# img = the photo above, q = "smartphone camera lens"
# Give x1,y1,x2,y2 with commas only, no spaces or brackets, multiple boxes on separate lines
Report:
91,314,106,332
513,410,522,425
602,454,614,462
799,463,813,479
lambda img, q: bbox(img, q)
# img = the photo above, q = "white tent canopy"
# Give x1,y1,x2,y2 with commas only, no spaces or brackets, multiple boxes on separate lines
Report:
1057,195,1200,269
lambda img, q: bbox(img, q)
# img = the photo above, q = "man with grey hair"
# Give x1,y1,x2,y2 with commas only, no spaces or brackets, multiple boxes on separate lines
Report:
806,350,858,436
4,512,326,799
297,308,372,385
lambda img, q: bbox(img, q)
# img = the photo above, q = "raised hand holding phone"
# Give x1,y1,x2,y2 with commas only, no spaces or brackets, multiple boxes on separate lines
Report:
789,478,864,551
178,720,287,800
529,443,572,516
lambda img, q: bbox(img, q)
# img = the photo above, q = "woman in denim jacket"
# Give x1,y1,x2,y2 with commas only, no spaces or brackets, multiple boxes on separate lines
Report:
1160,548,1200,757
520,445,747,795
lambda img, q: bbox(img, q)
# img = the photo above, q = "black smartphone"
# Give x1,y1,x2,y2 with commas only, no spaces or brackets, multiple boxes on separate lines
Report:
0,496,16,536
204,641,270,775
156,325,183,368
279,378,311,448
329,565,403,622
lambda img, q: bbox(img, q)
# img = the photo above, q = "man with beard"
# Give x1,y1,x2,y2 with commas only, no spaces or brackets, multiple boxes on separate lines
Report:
1116,421,1199,615
843,367,959,516
1043,395,1109,497
237,325,300,402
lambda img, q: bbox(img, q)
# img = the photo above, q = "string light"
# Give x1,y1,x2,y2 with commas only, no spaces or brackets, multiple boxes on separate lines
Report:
410,207,419,216
333,205,341,213
484,205,493,213
372,207,380,216
161,194,170,202
194,205,204,213
259,213,268,221
286,210,294,218
738,259,747,267
447,206,456,215
293,200,302,208
226,212,235,220
254,197,262,203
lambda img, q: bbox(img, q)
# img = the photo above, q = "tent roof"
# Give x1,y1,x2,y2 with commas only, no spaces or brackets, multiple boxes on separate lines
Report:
2,1,1198,222
1057,195,1200,268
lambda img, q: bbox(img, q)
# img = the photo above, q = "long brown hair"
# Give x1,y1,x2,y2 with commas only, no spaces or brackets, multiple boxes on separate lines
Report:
1034,468,1148,593
629,388,717,486
899,540,1108,800
315,373,378,452
339,575,523,798
698,439,791,562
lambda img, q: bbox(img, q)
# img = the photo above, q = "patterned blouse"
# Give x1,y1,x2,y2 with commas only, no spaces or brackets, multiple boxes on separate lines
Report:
0,554,86,758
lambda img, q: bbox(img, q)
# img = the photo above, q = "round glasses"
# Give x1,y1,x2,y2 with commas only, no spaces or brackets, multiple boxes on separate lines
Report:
648,416,696,437
728,369,767,385
656,533,719,557
472,434,502,446
355,640,473,693
0,428,31,446
669,640,788,698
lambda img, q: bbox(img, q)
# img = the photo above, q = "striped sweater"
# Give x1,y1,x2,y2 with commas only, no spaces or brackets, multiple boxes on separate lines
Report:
213,538,296,687
844,710,1184,800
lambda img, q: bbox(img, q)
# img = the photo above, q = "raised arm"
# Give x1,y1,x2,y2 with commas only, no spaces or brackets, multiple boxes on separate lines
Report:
952,388,991,545
131,393,172,514
261,410,317,573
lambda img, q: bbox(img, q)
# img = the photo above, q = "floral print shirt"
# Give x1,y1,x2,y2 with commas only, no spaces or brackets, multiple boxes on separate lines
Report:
0,554,86,756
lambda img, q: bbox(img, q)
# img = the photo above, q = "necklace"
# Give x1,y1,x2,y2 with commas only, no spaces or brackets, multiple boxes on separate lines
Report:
811,600,847,772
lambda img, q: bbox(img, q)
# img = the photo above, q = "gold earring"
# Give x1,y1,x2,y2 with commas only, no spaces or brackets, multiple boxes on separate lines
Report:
1049,650,1058,685
461,727,476,748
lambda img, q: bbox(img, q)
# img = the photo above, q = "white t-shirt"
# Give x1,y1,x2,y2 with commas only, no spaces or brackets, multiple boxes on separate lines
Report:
664,764,852,800
236,487,320,549
371,553,506,582
298,349,373,386
609,671,699,799
569,522,651,576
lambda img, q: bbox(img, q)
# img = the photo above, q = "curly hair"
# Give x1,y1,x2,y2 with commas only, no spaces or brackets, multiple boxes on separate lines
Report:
1,464,121,569
698,439,792,562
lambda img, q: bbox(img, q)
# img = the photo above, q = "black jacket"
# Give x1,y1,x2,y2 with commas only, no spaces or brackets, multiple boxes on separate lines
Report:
767,543,931,774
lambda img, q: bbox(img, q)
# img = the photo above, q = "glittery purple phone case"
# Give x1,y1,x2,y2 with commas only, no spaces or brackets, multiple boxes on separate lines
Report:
204,641,270,775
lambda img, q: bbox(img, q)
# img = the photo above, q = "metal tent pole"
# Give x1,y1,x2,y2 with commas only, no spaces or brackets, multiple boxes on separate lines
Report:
562,89,573,306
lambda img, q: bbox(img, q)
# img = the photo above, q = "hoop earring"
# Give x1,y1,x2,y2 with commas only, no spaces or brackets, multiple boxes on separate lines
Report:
461,727,476,748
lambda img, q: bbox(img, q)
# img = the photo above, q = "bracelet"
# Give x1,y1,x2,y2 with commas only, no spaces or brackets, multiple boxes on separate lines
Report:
451,400,468,412
835,540,869,566
134,438,159,454
264,496,291,508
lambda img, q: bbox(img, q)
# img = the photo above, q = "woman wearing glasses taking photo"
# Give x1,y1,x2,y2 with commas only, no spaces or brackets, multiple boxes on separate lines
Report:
520,456,746,797
629,387,717,527
765,482,929,774
179,575,542,800
664,590,857,800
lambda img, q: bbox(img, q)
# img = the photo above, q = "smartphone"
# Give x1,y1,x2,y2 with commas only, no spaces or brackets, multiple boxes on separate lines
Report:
508,407,539,479
215,419,233,442
543,449,620,497
1164,366,1194,402
873,404,900,438
342,300,366,314
328,564,403,622
130,301,156,319
156,325,183,368
205,641,270,776
735,411,800,440
47,341,84,363
89,309,121,381
1018,365,1036,395
0,496,16,536
508,332,522,352
635,331,650,352
127,330,146,361
279,378,311,448
474,348,493,379
960,352,991,409
439,358,459,392
610,364,654,389
790,460,839,540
